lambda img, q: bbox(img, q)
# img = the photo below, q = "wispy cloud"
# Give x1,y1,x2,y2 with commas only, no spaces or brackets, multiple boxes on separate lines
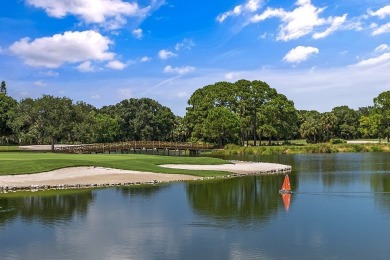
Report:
140,56,152,62
132,28,143,39
163,65,195,75
283,46,319,63
33,80,47,87
77,61,97,72
117,88,133,99
372,22,390,35
217,0,264,23
175,39,195,51
375,44,390,53
355,52,390,67
106,60,127,70
313,14,348,39
158,49,177,60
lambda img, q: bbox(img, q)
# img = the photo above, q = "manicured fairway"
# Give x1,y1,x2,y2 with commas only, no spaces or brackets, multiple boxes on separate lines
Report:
0,152,229,177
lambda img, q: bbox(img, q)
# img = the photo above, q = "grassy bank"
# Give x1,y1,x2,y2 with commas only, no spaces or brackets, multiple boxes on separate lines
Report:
0,152,229,177
212,143,390,156
0,146,20,152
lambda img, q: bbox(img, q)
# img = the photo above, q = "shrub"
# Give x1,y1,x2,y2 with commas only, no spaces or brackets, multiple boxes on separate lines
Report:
330,138,347,144
370,145,383,152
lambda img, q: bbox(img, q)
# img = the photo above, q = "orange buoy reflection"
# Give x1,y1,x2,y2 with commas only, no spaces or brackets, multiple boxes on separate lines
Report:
281,193,291,211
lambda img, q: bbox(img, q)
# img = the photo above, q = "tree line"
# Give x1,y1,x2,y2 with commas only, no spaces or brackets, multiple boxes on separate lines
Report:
1,79,389,149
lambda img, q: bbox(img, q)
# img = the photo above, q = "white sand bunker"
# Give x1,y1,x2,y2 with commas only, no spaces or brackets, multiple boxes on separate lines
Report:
161,161,291,174
0,167,200,188
0,162,291,191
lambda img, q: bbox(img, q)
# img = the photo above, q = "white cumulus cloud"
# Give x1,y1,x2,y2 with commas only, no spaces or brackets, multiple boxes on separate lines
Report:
9,30,114,68
163,65,195,75
251,0,347,41
132,28,143,39
283,46,319,63
26,0,150,29
372,22,390,35
158,49,177,60
368,5,390,19
106,60,127,70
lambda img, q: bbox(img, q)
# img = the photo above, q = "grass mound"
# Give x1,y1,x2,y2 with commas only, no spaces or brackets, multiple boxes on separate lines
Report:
0,152,229,177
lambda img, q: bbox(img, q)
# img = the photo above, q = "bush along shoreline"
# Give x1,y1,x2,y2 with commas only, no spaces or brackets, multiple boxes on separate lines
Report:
211,143,390,155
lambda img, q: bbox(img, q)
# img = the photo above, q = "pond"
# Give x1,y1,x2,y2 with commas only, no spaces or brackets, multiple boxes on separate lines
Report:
1,153,390,259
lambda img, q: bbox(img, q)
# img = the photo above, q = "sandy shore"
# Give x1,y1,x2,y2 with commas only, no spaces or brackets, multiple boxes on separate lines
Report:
0,162,291,191
161,161,291,174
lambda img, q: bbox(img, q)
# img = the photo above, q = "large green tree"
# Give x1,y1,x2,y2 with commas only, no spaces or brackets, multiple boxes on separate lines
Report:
8,98,37,144
374,91,390,142
35,95,74,151
331,106,360,139
202,106,240,146
102,98,175,141
9,95,74,150
359,114,381,139
71,101,98,143
94,113,120,143
299,110,322,143
0,94,17,144
260,93,298,144
185,79,295,145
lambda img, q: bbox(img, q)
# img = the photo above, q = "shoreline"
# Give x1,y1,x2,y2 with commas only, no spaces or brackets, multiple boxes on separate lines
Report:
0,161,291,192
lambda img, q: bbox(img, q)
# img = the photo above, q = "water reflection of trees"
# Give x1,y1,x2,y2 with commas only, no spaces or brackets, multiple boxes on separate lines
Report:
371,174,390,211
117,185,168,197
186,175,294,223
0,190,95,226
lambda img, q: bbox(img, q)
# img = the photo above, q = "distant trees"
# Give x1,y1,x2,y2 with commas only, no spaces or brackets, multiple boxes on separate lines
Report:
4,95,176,146
373,91,390,142
101,98,176,141
1,78,389,147
0,93,17,144
0,81,6,95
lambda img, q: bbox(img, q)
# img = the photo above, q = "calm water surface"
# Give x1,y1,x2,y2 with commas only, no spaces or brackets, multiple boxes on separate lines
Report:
1,153,390,259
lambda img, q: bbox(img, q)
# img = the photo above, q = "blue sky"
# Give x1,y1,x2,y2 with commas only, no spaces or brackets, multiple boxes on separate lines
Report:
0,0,389,115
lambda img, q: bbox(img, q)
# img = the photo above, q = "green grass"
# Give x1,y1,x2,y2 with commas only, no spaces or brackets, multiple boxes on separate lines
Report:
0,146,20,151
0,152,230,177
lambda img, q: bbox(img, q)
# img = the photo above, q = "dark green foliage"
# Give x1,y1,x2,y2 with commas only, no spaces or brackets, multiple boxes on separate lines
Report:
185,79,298,146
101,98,175,141
0,94,17,144
202,106,240,146
374,91,390,142
5,95,175,146
329,138,347,144
0,81,6,95
1,80,390,148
